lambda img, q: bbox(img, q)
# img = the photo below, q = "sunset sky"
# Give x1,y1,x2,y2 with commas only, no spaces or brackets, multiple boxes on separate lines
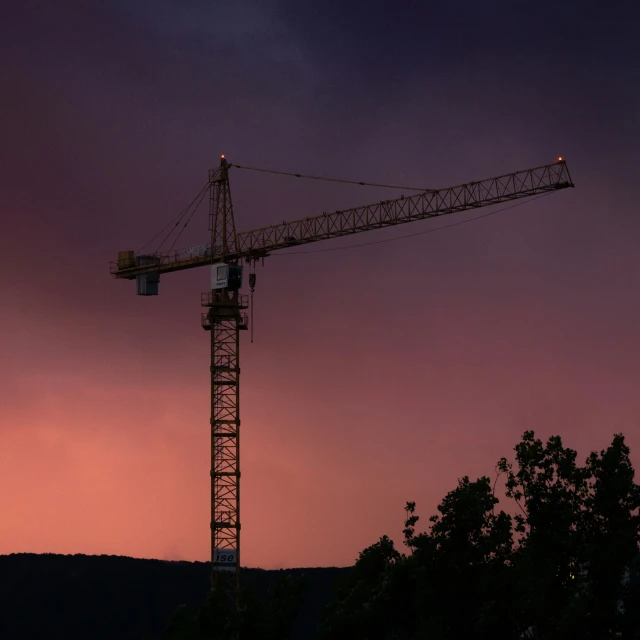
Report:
1,2,639,569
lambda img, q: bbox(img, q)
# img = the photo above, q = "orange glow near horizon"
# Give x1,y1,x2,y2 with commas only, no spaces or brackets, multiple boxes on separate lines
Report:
2,285,640,568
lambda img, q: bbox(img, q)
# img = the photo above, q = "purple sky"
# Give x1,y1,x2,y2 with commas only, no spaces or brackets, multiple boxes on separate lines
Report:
1,1,640,568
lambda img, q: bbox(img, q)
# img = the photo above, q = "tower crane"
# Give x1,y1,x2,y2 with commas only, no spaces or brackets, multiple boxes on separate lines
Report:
110,157,574,599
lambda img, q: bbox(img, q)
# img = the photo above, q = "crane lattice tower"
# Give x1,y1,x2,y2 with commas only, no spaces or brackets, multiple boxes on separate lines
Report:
111,156,574,603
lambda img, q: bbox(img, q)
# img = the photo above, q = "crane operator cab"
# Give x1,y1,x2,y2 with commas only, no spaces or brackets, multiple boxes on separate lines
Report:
212,263,243,291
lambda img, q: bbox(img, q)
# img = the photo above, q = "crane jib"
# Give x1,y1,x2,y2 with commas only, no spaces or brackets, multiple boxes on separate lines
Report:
110,160,573,280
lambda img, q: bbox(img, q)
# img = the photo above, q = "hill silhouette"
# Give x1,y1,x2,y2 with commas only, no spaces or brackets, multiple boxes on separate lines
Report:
0,553,350,639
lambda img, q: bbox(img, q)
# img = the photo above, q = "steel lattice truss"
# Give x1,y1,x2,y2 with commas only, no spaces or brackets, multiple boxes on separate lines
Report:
110,160,573,279
201,294,243,580
234,161,571,255
209,162,237,259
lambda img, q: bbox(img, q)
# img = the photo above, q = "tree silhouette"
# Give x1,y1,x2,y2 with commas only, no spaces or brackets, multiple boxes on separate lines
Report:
498,431,640,638
165,572,305,640
319,431,640,639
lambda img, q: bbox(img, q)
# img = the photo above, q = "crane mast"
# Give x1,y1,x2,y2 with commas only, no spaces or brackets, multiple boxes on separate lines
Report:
110,156,574,607
201,158,245,598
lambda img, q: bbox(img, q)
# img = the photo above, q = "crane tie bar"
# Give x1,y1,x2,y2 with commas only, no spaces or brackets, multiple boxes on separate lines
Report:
229,163,436,192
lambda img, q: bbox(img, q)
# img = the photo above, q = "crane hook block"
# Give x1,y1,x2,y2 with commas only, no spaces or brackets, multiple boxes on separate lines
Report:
249,273,256,292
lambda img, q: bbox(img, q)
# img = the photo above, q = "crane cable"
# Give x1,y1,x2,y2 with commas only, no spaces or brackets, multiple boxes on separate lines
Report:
165,184,210,254
135,162,455,255
135,180,210,254
249,264,257,344
271,192,554,256
230,163,435,192
156,181,209,254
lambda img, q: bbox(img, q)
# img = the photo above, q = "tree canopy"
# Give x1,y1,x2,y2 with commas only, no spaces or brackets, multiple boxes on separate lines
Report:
165,571,306,640
317,431,640,640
